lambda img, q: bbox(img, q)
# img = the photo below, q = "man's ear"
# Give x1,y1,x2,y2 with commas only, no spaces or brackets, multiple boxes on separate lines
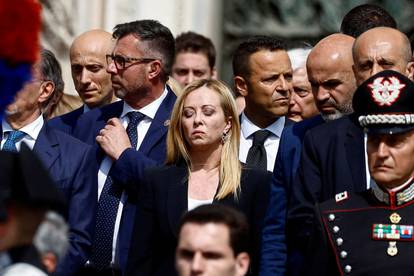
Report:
406,61,414,81
148,60,162,80
234,76,248,97
235,252,250,276
38,81,55,104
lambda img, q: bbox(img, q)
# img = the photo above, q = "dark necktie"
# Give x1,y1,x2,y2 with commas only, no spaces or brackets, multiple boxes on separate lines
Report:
125,111,146,149
2,130,26,152
90,111,145,270
246,130,271,170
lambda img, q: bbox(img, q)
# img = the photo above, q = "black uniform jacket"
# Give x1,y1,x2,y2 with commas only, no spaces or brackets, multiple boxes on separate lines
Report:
126,163,271,276
306,181,414,276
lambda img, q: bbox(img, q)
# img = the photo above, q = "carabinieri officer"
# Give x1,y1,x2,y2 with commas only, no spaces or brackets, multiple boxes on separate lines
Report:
305,70,414,275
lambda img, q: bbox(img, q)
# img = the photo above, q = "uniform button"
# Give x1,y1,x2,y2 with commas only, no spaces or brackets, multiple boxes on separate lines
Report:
345,265,352,273
340,251,347,258
328,214,335,221
333,226,340,233
336,238,343,246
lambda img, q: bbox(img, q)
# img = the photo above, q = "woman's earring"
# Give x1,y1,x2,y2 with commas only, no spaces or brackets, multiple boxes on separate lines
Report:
221,131,229,144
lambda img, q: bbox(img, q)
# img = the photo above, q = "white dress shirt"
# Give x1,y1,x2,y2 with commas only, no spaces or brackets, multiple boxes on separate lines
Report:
97,87,168,264
187,197,213,211
239,113,285,172
1,115,44,151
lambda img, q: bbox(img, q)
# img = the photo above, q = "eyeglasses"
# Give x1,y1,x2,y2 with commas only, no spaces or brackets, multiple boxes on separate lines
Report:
106,54,156,70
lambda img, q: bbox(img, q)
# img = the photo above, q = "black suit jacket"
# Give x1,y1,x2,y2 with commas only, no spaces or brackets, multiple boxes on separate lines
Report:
126,164,271,276
287,114,367,254
306,190,414,275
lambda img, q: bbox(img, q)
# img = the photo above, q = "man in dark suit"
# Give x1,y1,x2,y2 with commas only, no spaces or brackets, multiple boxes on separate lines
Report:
260,33,356,275
307,70,414,275
287,26,414,268
233,36,293,172
73,20,176,274
48,29,116,134
1,49,96,276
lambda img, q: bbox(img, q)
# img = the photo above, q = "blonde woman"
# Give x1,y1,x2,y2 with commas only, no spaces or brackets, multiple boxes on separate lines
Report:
126,79,271,276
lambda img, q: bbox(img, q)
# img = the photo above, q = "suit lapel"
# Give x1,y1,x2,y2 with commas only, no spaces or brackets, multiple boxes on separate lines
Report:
33,124,59,170
139,87,176,154
166,165,188,237
344,115,366,191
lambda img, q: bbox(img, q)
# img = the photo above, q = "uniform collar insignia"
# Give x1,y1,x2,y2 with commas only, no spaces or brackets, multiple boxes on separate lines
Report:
371,177,414,207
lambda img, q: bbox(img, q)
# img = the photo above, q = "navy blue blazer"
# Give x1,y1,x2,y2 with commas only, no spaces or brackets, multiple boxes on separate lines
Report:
287,114,366,257
73,87,176,272
48,106,84,135
260,115,324,276
126,164,271,276
0,123,97,276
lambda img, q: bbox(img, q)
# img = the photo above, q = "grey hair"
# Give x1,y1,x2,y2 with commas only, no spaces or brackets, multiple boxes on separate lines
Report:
288,48,312,70
33,211,69,261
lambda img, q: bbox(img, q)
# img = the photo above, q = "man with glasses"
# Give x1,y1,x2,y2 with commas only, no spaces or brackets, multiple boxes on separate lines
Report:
73,20,176,275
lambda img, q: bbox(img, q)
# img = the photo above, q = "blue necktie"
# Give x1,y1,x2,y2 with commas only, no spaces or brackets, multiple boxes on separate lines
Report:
126,111,145,150
2,130,26,152
90,111,145,270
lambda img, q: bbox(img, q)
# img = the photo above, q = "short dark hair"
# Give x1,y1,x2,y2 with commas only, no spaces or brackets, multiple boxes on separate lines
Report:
40,48,64,119
178,204,249,256
232,35,286,79
341,4,397,38
175,31,216,68
113,20,175,82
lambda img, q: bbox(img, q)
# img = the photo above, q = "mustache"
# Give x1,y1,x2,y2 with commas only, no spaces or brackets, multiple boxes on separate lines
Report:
319,98,353,114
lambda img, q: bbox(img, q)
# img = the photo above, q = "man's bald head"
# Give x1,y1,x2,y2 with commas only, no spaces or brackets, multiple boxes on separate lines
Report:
70,29,115,108
352,27,414,85
306,33,356,121
70,29,113,58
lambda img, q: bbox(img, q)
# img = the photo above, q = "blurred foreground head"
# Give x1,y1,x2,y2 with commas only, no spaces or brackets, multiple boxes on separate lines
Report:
0,0,42,117
0,145,65,252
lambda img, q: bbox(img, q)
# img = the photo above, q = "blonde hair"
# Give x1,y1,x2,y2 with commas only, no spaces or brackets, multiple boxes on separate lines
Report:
166,79,242,199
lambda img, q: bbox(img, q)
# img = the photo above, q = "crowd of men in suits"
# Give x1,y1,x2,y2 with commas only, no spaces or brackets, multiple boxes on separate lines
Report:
3,2,414,276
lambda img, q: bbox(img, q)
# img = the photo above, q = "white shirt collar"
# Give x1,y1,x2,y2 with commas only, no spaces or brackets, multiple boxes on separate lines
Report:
2,115,44,140
241,112,285,139
120,86,168,120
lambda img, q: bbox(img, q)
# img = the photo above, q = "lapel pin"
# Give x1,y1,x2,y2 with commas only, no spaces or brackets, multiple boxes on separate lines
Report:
164,119,170,127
